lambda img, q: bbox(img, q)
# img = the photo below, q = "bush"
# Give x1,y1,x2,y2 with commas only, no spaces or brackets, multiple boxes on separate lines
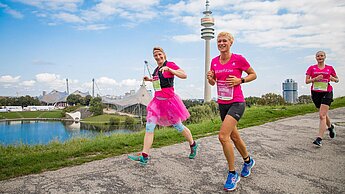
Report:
109,117,121,125
187,104,213,124
124,116,136,125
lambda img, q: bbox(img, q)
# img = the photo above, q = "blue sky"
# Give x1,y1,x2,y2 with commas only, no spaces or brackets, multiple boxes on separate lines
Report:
1,0,344,99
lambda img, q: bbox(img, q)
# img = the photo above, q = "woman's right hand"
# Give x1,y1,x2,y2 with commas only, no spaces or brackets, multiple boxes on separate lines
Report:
207,70,215,80
143,76,151,81
207,70,216,85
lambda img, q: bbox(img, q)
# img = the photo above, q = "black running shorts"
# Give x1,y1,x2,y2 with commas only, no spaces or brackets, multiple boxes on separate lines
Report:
311,91,333,108
219,102,246,121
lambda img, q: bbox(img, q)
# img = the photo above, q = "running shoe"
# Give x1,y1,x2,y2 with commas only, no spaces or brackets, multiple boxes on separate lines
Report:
328,124,336,139
313,137,322,147
128,153,148,165
189,142,198,159
241,158,255,177
224,171,240,191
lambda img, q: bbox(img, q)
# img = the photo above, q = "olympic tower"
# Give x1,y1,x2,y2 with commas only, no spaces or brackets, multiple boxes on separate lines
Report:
201,0,215,102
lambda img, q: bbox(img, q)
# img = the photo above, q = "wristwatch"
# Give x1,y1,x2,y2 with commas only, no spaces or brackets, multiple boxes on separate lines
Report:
241,78,245,84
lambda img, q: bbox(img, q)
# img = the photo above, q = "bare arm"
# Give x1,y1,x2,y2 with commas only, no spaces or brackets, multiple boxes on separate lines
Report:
330,75,339,83
228,67,257,87
160,66,187,79
243,67,257,83
305,74,323,84
143,76,153,82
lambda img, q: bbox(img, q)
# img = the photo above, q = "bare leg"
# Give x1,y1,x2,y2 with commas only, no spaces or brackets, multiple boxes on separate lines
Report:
231,126,249,159
181,127,194,145
219,115,237,171
142,132,154,154
326,115,331,128
317,104,330,138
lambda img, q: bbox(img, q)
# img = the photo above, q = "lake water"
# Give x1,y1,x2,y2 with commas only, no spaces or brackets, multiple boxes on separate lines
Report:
0,120,142,146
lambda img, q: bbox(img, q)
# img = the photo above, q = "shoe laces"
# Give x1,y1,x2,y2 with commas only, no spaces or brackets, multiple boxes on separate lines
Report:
231,177,237,184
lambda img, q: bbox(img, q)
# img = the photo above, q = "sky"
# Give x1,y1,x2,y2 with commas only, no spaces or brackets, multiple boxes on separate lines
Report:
0,0,344,100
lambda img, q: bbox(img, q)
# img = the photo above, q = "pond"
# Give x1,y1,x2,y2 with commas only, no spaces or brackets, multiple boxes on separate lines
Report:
0,120,142,146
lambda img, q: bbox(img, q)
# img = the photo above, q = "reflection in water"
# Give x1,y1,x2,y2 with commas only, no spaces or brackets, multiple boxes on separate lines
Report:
64,121,81,130
63,121,142,132
0,120,144,146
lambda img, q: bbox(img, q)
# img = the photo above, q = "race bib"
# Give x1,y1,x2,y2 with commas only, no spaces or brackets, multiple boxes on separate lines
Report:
313,80,328,91
152,76,161,91
217,80,234,100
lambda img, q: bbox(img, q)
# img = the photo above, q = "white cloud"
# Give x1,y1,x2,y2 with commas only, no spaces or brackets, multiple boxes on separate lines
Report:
0,75,21,83
0,2,24,19
77,24,109,31
119,79,141,87
96,77,118,86
165,0,345,63
15,0,82,12
35,73,66,90
20,80,36,87
53,12,84,23
36,73,60,82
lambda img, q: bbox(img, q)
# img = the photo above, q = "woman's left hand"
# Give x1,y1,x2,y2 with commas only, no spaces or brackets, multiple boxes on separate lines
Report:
226,76,241,87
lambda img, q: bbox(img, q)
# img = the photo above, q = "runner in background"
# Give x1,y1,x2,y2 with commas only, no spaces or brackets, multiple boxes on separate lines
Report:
305,51,339,147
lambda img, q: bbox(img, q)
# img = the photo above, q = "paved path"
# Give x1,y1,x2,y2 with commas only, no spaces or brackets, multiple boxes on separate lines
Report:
1,108,344,193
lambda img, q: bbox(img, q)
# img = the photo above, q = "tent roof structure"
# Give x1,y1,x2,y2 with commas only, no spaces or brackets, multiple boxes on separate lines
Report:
39,90,68,104
71,90,90,97
102,85,152,109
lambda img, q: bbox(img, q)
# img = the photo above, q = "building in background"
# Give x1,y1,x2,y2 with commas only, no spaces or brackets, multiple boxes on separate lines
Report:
282,79,298,104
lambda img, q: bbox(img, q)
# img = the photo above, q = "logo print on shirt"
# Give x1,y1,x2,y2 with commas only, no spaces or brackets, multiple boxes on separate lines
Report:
232,62,236,66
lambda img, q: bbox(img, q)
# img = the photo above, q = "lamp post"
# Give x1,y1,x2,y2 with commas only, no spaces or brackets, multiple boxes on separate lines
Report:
201,0,214,102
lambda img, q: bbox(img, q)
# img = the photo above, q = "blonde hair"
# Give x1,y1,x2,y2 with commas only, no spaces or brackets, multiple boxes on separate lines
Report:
153,46,167,59
316,50,326,57
217,32,234,44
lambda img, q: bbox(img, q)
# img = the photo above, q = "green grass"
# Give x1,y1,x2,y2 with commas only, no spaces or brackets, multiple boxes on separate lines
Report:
82,114,128,124
0,96,344,180
0,110,63,119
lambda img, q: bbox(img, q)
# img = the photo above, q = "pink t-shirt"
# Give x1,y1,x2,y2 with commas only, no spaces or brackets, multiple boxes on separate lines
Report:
154,61,180,98
210,54,250,104
306,64,336,92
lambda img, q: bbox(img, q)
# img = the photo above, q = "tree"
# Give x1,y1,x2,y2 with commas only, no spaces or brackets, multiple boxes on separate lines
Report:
245,96,261,106
67,94,82,106
89,97,103,116
298,95,313,104
182,99,203,109
84,95,92,106
0,96,40,106
258,93,286,106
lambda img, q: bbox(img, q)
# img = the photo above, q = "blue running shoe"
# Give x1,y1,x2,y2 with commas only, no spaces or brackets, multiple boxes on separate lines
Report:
128,154,148,165
241,158,255,177
224,172,240,191
189,142,198,159
328,124,336,139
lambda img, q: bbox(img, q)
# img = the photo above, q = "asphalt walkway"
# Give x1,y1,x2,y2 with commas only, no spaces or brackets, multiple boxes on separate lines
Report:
1,107,344,193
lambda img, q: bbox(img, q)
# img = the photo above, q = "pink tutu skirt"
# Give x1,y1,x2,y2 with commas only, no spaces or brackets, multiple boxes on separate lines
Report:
146,94,190,126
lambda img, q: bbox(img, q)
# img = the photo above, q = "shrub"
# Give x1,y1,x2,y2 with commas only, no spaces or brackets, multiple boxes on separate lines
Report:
124,116,136,125
109,117,121,125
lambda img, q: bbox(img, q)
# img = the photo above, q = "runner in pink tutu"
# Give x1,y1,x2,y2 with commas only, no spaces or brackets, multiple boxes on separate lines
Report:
128,47,198,165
